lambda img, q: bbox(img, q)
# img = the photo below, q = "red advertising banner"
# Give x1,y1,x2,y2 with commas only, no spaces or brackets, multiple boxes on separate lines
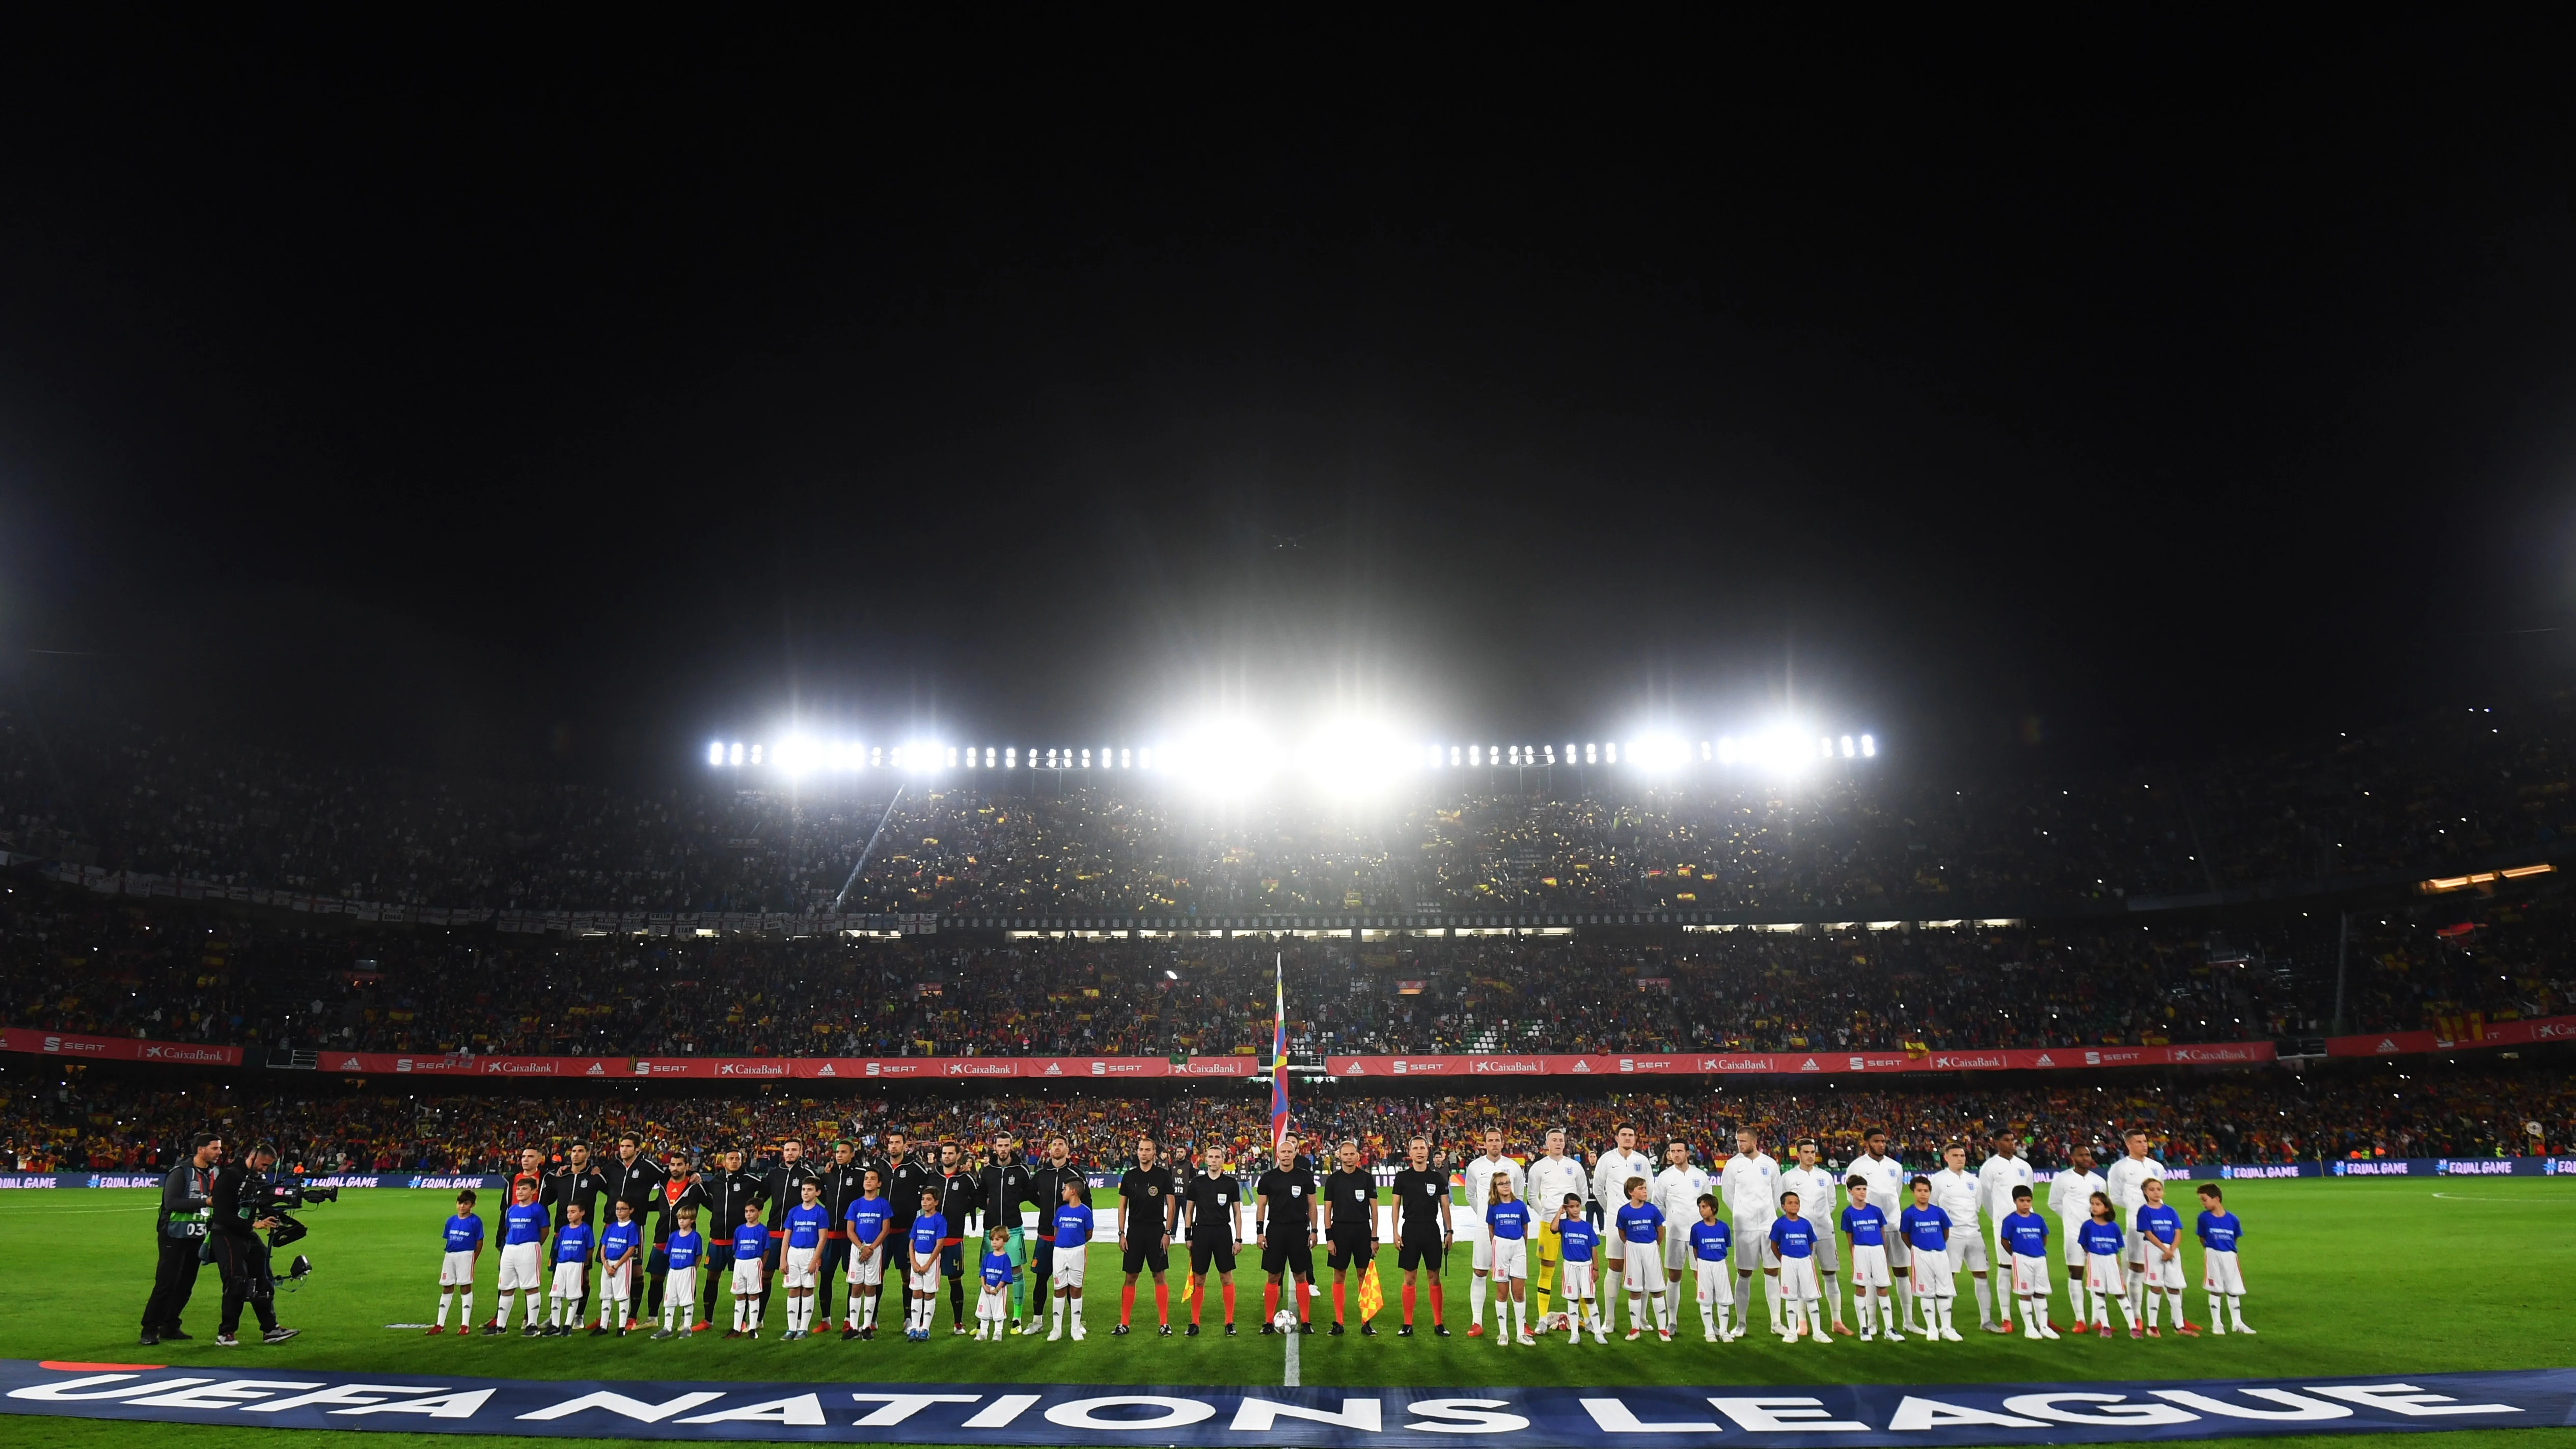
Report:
2325,1013,2576,1058
1325,1042,2280,1077
288,1051,1264,1081
0,1028,243,1067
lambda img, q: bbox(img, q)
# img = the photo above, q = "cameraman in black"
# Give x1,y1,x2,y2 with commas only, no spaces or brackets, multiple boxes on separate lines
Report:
207,1139,299,1347
140,1131,221,1346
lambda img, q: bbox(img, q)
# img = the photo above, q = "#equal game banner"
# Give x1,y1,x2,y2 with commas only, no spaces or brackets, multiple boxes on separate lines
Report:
4,1361,2571,1446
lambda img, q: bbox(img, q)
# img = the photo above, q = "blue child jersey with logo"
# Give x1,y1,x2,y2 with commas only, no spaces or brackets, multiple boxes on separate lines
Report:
2195,1209,2242,1251
1838,1202,1887,1247
845,1196,891,1247
2077,1219,2124,1257
1557,1217,1598,1263
502,1202,547,1246
1689,1218,1731,1262
600,1219,641,1264
443,1213,483,1252
1615,1201,1664,1245
1053,1202,1093,1247
785,1202,829,1250
2002,1211,2049,1259
1486,1200,1530,1241
2136,1202,2181,1246
1769,1215,1817,1259
553,1222,593,1264
911,1212,948,1257
666,1229,703,1271
733,1221,770,1261
980,1249,1014,1288
1900,1203,1949,1252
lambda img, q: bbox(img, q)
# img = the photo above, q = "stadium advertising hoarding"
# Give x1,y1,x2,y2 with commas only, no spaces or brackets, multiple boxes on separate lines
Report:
3,1362,2568,1446
1324,1043,2283,1076
0,1027,243,1067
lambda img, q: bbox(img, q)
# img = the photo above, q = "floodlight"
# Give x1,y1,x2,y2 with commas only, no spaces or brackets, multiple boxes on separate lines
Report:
750,744,763,765
899,740,945,773
1169,720,1280,795
1449,745,1461,767
1081,749,1091,769
1584,743,1597,764
1468,744,1481,767
870,746,883,768
729,742,745,766
1700,741,1712,761
708,741,725,767
1631,733,1690,772
1139,747,1153,771
1820,735,1835,758
1121,749,1131,769
1006,747,1017,768
1546,745,1557,764
948,746,960,767
1860,734,1876,758
1717,736,1736,764
1300,717,1412,795
1605,742,1619,764
1840,735,1855,758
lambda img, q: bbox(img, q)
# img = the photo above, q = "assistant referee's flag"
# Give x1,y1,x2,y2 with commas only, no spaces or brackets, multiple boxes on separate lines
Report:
1357,1260,1384,1323
1269,954,1291,1165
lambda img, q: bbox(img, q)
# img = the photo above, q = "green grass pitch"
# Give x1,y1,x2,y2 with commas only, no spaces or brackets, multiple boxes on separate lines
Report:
3,1178,2568,1449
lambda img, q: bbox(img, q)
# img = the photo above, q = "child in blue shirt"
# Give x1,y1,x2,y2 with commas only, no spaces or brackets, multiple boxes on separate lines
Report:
2000,1186,2060,1339
2194,1184,2252,1336
975,1233,1017,1340
1687,1193,1735,1342
780,1180,831,1340
596,1197,642,1335
653,1205,704,1338
2076,1191,2134,1337
1484,1174,1534,1345
2135,1178,2190,1337
546,1201,594,1336
1613,1177,1669,1342
1769,1192,1827,1347
1048,1179,1094,1342
432,1188,482,1335
907,1189,948,1341
1837,1177,1897,1342
729,1202,772,1338
492,1180,550,1336
841,1169,893,1339
1552,1194,1604,1345
1900,1177,1958,1341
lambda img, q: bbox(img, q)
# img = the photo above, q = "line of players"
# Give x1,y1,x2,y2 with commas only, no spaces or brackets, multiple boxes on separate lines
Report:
1450,1120,2254,1346
420,1120,2255,1345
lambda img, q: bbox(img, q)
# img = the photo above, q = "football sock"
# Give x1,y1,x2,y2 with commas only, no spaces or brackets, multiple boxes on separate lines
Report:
1825,1276,1844,1327
435,1289,454,1327
1766,1274,1784,1331
2166,1290,2186,1327
949,1279,965,1325
1854,1290,1873,1336
1975,1276,1995,1326
1221,1281,1235,1324
1428,1281,1443,1324
1401,1282,1415,1325
2144,1287,2161,1328
1264,1283,1280,1322
1154,1282,1169,1326
2208,1291,2224,1326
1470,1273,1487,1327
1700,1302,1717,1337
1298,1282,1312,1322
1894,1279,1912,1331
2229,1294,2248,1328
1119,1283,1136,1327
1333,1281,1346,1324
548,1294,562,1328
2071,1277,2089,1326
1625,1291,1643,1331
1510,1298,1524,1338
1189,1279,1205,1326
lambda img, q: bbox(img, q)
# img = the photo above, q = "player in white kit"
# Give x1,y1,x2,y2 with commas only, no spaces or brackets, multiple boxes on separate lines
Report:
2046,1143,2106,1333
1462,1126,1525,1339
1845,1128,1911,1332
1719,1126,1780,1334
1591,1123,1656,1331
1780,1139,1848,1335
2102,1127,2168,1332
1929,1143,2003,1333
1526,1129,1590,1332
1975,1131,2036,1331
1650,1139,1713,1331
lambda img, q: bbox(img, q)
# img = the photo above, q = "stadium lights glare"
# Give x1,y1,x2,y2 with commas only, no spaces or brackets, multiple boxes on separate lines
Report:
1167,720,1280,795
1299,717,1414,795
708,741,725,766
1630,733,1690,772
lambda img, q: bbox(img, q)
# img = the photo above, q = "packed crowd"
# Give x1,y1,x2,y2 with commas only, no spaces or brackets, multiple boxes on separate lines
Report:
6,1064,2564,1175
6,693,2576,919
5,882,2568,1060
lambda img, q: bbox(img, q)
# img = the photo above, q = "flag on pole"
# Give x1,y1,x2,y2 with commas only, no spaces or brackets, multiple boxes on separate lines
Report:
1269,953,1291,1166
1357,1259,1384,1324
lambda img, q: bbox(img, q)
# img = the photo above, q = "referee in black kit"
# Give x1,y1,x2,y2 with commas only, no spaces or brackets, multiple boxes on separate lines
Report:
1114,1135,1179,1335
1182,1140,1243,1335
1320,1138,1379,1335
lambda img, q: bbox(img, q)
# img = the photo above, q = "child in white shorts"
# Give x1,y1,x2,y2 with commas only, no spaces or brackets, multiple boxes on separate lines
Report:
2195,1184,2253,1335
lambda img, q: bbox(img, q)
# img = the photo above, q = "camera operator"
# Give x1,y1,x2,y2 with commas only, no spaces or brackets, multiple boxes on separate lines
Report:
140,1132,222,1346
207,1140,299,1346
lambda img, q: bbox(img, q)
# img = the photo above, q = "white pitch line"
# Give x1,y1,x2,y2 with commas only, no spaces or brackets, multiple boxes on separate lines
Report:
2429,1192,2537,1201
1283,1309,1299,1387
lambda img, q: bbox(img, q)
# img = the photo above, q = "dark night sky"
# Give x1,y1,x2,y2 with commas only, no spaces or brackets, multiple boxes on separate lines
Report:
5,14,2576,782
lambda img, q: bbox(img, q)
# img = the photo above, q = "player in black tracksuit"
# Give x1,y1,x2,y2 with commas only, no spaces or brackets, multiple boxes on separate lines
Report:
883,1134,935,1331
934,1145,979,1332
1027,1137,1088,1304
645,1150,706,1319
760,1142,821,1321
973,1136,1038,1332
812,1141,868,1328
696,1150,766,1324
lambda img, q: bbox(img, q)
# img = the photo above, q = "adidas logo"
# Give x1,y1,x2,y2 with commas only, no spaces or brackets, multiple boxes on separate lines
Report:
2035,1053,2054,1067
339,1057,361,1071
584,1062,605,1076
1570,1060,1591,1073
1346,1063,1365,1075
1798,1057,1819,1072
2377,1038,2399,1053
815,1063,836,1077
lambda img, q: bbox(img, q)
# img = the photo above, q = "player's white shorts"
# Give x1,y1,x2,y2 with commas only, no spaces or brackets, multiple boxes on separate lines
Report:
2008,1253,2049,1297
850,1247,884,1287
439,1250,477,1287
1620,1249,1664,1293
2140,1246,2184,1291
1909,1246,1955,1298
551,1260,587,1297
2084,1252,2126,1295
1777,1255,1819,1300
1692,1259,1728,1305
2122,1225,2150,1262
2061,1225,2088,1268
731,1254,763,1296
782,1245,818,1289
2201,1248,2245,1294
1662,1228,1694,1272
1051,1252,1086,1290
1848,1243,1890,1289
908,1263,942,1294
1883,1235,1909,1270
1469,1223,1494,1272
666,1265,698,1307
1803,1217,1840,1272
1489,1237,1528,1279
496,1242,541,1291
1732,1217,1775,1269
1559,1259,1595,1299
1944,1231,1988,1274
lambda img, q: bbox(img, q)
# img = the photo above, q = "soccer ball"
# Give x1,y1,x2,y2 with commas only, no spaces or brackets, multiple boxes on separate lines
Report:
1271,1309,1297,1332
